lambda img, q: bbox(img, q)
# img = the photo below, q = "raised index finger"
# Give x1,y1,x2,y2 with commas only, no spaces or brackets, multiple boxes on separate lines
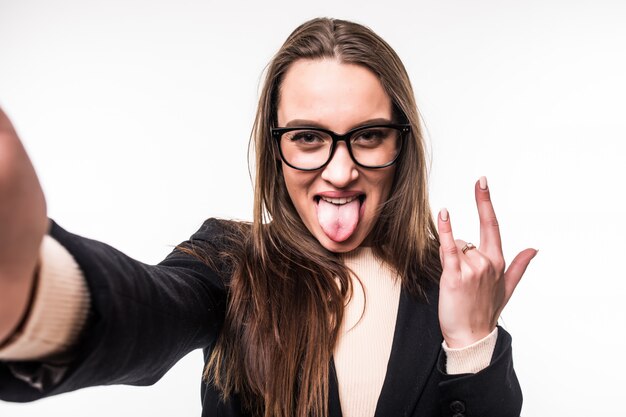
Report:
475,176,503,254
437,208,461,273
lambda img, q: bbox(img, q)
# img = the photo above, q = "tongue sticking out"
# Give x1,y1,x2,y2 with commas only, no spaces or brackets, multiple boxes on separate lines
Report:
317,198,361,242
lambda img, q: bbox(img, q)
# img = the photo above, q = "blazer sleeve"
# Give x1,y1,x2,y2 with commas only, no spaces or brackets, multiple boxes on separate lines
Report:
437,326,523,417
0,218,229,403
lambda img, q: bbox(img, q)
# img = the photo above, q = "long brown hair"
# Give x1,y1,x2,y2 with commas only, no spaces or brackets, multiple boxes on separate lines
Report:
199,17,441,417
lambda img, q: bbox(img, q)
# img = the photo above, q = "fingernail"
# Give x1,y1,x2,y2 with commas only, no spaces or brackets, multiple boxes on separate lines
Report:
479,176,488,190
440,208,449,222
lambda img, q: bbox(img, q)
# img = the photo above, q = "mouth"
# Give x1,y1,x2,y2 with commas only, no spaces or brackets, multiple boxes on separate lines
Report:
316,194,364,205
314,193,366,243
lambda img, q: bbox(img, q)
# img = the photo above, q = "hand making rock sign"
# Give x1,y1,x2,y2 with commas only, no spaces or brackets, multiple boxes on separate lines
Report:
438,176,538,348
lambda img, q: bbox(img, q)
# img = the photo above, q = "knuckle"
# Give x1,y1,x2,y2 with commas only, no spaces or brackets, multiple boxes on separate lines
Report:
493,257,506,274
469,256,497,280
478,192,491,202
477,256,491,272
483,214,499,228
465,268,479,281
447,245,459,256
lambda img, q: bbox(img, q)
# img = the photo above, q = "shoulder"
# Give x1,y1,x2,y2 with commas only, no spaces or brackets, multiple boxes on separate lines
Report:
190,218,251,244
174,218,251,279
185,218,252,257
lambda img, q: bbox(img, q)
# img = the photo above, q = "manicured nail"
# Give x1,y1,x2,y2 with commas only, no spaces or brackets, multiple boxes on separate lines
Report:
479,176,488,190
440,208,449,222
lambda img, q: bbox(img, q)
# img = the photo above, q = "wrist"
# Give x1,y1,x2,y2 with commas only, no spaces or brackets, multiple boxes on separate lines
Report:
443,327,494,349
0,265,39,346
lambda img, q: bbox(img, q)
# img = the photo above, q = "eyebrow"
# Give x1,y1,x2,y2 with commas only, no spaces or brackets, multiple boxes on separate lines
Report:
284,118,395,130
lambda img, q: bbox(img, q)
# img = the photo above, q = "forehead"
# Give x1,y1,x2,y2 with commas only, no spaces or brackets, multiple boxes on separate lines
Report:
277,59,392,131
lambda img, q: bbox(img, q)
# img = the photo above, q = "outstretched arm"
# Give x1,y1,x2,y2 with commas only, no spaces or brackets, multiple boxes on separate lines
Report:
0,107,229,402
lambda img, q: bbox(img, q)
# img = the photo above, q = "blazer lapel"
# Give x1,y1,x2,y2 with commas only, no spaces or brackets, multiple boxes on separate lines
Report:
373,285,441,417
328,359,343,417
326,285,441,417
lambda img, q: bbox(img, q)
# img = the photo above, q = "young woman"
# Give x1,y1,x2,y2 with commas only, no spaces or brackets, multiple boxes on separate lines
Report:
0,18,535,417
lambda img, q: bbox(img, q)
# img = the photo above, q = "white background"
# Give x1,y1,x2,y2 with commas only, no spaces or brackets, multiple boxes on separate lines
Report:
1,0,625,415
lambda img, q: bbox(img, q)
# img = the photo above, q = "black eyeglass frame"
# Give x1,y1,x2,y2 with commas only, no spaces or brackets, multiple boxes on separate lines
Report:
271,123,411,171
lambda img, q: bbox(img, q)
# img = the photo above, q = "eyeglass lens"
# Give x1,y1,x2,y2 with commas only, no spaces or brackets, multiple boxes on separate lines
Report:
279,126,402,170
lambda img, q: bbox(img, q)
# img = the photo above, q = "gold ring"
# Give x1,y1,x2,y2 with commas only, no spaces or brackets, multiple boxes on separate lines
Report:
461,243,476,254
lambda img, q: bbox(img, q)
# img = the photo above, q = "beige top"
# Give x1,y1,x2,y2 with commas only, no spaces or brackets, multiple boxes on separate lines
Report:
334,248,402,417
0,236,90,360
334,247,496,417
0,237,497,417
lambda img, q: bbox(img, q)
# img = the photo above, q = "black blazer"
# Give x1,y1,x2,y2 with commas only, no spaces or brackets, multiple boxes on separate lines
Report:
0,219,522,417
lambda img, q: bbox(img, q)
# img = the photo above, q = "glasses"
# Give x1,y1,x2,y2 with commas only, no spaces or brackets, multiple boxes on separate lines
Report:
271,124,410,171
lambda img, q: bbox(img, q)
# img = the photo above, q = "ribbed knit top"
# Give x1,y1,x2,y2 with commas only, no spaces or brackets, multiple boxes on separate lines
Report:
334,247,402,417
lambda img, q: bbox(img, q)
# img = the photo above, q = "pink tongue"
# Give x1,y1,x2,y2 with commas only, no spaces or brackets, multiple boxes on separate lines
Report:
317,198,360,242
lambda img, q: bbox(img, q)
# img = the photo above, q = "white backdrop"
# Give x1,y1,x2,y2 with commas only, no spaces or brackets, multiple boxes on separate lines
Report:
1,0,625,415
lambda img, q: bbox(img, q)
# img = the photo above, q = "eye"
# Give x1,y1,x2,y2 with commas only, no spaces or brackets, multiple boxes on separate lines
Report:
352,128,389,147
288,130,328,145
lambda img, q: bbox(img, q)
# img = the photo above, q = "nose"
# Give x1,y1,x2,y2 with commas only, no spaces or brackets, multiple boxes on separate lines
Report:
320,142,359,187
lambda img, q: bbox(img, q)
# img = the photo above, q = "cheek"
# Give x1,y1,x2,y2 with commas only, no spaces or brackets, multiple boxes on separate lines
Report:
383,166,397,195
281,166,316,211
367,167,396,201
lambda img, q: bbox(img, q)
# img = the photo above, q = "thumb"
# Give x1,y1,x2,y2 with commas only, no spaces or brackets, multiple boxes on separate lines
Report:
503,248,538,302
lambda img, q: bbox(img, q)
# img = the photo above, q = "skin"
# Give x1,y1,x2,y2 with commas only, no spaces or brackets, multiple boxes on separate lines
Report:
278,58,396,253
0,108,48,343
278,58,537,348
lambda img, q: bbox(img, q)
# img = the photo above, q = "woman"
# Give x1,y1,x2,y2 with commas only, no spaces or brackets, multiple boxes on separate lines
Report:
0,18,535,417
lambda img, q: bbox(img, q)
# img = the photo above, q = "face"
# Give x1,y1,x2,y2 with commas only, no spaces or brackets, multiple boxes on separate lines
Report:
277,58,396,253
